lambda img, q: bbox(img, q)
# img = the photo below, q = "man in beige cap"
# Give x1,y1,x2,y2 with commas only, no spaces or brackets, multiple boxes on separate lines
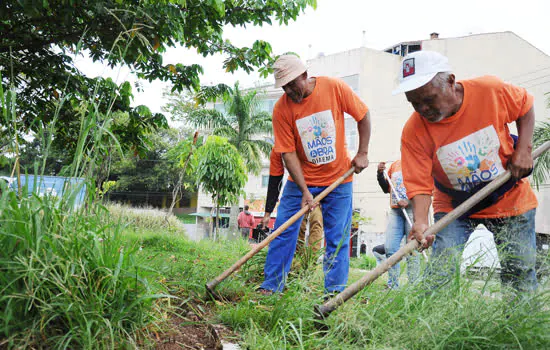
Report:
258,54,372,296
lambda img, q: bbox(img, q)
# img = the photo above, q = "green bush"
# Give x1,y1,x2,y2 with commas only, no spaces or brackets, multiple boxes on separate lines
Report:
0,182,167,348
350,254,378,270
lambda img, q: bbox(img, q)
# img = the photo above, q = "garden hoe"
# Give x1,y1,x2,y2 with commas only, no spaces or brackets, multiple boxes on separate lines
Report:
314,141,550,324
206,167,356,301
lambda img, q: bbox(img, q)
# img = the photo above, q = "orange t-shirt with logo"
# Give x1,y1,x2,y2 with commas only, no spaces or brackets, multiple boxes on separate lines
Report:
401,76,538,219
387,160,408,209
269,149,285,176
272,76,369,186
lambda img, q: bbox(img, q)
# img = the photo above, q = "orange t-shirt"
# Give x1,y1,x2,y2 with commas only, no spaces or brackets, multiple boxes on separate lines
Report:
401,76,538,219
269,149,284,176
387,160,408,209
272,76,369,186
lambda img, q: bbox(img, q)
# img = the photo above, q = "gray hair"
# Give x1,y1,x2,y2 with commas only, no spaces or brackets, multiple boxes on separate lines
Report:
431,72,452,91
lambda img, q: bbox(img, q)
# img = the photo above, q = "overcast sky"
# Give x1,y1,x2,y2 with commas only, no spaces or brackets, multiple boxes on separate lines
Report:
76,0,550,118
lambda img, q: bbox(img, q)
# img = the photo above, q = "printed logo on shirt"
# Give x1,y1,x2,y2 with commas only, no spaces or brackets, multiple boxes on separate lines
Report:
436,125,504,191
403,58,415,77
390,171,408,206
295,110,337,165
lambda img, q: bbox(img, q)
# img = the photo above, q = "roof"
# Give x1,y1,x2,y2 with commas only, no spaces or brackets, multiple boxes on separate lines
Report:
383,31,549,58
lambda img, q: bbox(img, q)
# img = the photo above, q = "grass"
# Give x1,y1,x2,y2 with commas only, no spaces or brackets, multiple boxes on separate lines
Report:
106,202,188,234
126,222,550,349
0,184,170,349
175,213,197,224
349,254,377,270
4,189,549,349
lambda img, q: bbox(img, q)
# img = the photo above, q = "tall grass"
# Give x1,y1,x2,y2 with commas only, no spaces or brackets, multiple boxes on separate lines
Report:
0,185,169,348
115,219,550,349
106,203,188,234
217,271,550,349
213,244,550,349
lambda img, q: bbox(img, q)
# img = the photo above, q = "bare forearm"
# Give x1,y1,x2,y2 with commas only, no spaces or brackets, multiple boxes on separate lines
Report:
411,194,431,225
282,152,308,193
357,111,371,154
516,107,535,152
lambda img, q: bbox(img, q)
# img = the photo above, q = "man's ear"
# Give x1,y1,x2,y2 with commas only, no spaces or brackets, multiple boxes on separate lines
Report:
448,73,456,86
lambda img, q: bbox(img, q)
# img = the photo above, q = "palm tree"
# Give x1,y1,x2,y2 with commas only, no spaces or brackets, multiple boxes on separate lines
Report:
533,119,550,190
186,82,273,236
186,82,272,175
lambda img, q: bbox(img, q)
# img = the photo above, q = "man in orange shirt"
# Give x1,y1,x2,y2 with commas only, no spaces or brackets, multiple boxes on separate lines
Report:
394,50,538,293
260,149,324,252
258,54,371,295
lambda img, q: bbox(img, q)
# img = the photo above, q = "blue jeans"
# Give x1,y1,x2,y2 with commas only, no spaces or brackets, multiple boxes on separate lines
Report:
261,181,352,293
428,209,537,293
385,207,419,288
373,251,386,266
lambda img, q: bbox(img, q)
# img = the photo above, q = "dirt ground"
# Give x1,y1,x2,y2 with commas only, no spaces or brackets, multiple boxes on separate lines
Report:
152,302,238,350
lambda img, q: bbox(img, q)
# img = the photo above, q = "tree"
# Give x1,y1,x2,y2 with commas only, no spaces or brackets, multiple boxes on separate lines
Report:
107,127,196,206
192,135,247,240
532,93,550,190
0,73,168,183
165,131,202,218
1,0,316,134
170,83,273,234
183,82,273,175
533,119,550,190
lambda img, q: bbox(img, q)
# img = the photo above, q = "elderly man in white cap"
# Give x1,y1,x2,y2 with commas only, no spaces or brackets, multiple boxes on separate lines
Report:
395,50,538,293
258,54,372,296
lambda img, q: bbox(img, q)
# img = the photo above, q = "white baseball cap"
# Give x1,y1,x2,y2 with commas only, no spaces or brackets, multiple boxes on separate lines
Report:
392,51,452,95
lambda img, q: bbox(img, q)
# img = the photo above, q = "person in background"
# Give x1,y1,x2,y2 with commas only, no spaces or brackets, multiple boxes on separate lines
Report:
360,240,367,255
377,160,419,289
237,205,255,240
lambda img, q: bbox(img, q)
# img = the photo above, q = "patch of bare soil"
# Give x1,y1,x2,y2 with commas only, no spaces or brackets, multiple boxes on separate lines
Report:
152,302,238,350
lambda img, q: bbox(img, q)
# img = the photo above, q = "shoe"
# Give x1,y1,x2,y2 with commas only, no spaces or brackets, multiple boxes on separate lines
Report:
256,288,274,296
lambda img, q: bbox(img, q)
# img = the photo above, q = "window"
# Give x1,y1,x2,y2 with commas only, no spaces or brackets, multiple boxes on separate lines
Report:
261,175,269,188
407,44,421,55
385,43,421,57
212,217,229,229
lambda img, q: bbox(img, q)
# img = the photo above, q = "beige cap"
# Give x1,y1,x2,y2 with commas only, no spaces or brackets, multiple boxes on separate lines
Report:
273,54,307,88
